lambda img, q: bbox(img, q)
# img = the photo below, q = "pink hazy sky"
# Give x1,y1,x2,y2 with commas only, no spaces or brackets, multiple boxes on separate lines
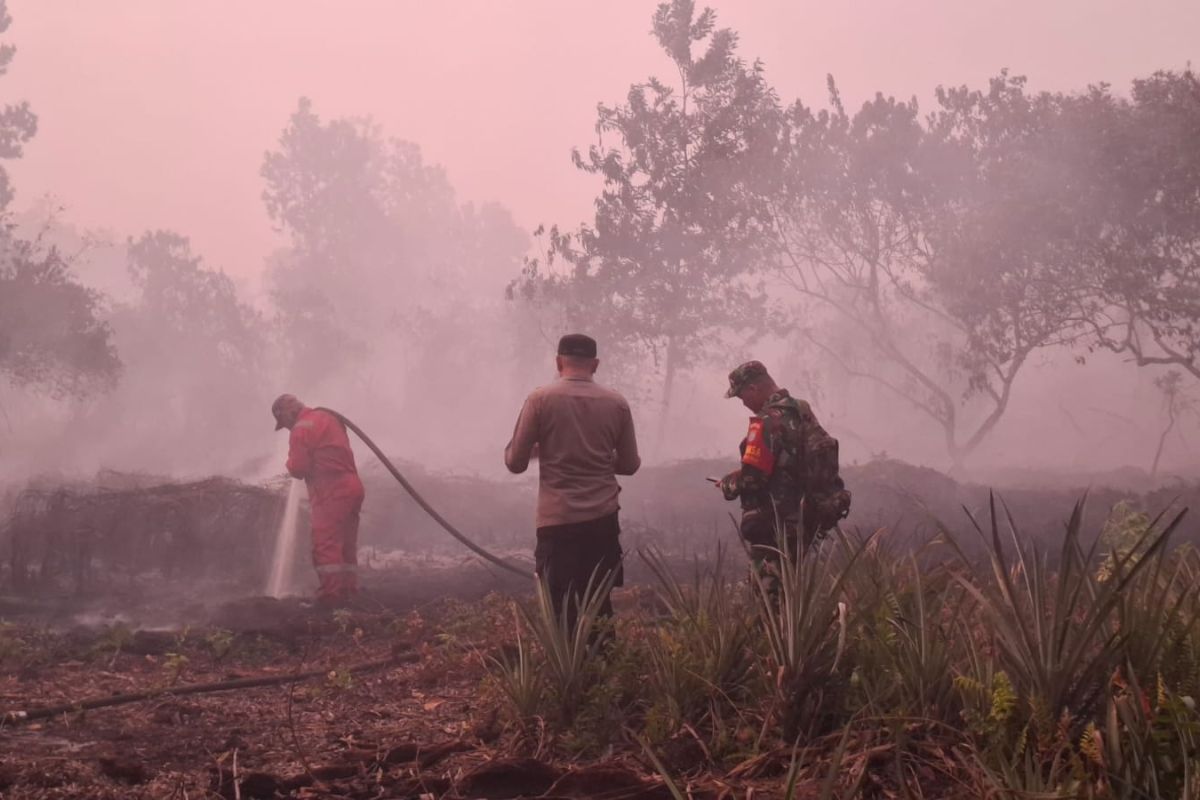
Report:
4,1,1197,290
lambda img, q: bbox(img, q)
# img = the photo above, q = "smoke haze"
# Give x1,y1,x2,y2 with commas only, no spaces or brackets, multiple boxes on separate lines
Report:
1,0,1199,486
6,1,1196,285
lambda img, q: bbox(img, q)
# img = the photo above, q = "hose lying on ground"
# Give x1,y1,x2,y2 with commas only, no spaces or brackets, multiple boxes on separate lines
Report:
1,652,416,725
318,408,533,580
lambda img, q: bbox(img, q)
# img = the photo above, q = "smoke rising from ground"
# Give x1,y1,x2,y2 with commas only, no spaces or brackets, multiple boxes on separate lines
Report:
0,1,1198,490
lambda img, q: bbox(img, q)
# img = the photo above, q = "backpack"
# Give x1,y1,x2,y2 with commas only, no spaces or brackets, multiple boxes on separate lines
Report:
801,428,852,540
769,395,852,540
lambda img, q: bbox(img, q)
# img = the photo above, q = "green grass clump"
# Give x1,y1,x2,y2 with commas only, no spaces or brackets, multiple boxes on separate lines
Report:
482,496,1200,796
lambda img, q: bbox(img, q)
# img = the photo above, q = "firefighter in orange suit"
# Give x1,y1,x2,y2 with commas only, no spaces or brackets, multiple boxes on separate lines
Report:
271,394,365,605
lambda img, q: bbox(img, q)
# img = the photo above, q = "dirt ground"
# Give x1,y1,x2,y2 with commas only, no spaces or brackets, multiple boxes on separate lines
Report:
4,454,1176,798
0,564,753,800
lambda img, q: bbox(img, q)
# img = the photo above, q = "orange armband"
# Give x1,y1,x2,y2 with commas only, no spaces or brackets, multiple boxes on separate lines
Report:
741,418,775,473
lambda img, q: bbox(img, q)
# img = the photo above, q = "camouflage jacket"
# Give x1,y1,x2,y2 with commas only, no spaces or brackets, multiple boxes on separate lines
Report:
722,389,848,539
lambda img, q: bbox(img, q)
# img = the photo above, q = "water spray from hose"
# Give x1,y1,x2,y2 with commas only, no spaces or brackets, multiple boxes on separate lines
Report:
266,480,303,597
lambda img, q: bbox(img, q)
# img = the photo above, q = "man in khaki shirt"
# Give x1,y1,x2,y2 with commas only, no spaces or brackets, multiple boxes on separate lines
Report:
505,333,640,629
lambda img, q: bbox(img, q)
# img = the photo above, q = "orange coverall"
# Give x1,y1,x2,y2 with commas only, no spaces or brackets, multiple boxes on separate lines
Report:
286,407,365,603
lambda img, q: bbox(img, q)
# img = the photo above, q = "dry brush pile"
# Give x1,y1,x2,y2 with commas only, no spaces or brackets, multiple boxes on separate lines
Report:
0,473,286,596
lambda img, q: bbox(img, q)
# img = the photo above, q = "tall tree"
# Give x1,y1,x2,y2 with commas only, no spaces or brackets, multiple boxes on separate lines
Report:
261,98,527,419
0,236,119,399
262,98,407,388
0,1,117,402
107,230,266,444
512,0,783,445
124,231,264,377
0,1,36,214
771,74,1084,468
1078,70,1200,379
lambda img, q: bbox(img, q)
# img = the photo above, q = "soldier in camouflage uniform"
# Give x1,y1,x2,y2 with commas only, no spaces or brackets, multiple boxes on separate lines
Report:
717,361,850,564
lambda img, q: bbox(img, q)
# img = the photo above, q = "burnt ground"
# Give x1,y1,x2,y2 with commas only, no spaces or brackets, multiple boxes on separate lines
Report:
0,562,764,800
0,564,513,799
3,458,1189,798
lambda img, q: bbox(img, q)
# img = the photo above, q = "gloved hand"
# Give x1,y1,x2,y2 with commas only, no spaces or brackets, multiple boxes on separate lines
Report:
718,469,741,501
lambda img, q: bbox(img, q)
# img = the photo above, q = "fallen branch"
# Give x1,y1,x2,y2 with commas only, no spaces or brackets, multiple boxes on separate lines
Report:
2,651,417,725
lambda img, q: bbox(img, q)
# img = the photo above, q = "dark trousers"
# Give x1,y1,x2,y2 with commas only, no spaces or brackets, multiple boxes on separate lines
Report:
534,511,623,633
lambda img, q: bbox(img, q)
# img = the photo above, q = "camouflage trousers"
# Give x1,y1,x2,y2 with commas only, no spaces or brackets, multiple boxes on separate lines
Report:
740,509,814,557
739,509,821,599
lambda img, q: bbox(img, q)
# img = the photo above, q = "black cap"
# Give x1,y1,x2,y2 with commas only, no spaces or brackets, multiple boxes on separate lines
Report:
557,333,597,358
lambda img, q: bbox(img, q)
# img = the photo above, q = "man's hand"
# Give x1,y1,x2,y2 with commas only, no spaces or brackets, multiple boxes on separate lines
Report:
717,469,741,501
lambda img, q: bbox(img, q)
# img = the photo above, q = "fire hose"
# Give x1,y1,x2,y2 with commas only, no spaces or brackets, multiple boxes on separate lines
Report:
1,652,415,725
318,409,533,580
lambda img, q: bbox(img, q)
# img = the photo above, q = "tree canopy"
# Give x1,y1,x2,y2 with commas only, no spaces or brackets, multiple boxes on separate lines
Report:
0,1,117,401
0,237,119,398
511,0,782,443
